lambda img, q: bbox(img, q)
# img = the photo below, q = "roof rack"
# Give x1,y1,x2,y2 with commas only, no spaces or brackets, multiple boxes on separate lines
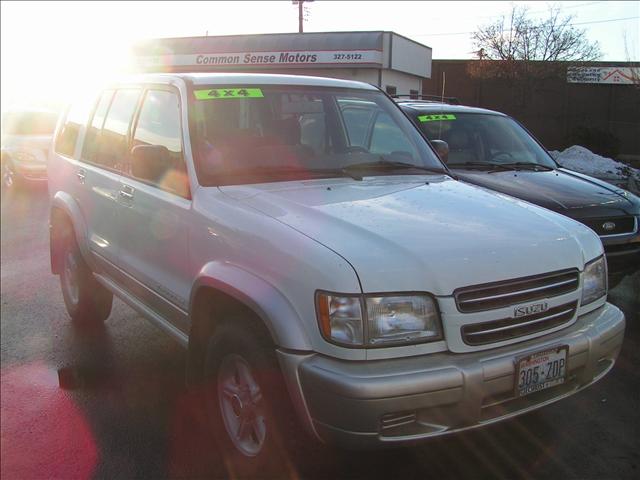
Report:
392,94,460,105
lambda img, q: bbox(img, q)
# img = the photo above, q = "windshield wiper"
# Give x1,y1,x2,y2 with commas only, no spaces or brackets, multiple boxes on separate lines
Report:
454,162,514,172
497,162,554,171
343,159,447,176
227,165,365,181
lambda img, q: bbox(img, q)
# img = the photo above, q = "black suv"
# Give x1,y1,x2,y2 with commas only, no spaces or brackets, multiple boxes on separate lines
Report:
396,98,640,286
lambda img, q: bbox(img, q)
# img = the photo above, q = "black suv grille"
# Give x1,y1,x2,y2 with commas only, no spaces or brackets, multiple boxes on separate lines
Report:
461,301,578,346
454,269,579,313
580,216,636,236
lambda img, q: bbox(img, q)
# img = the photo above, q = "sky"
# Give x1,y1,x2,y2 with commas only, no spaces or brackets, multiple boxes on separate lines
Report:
1,1,638,111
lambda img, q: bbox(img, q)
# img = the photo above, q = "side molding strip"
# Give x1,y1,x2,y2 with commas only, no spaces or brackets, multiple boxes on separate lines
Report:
94,273,189,348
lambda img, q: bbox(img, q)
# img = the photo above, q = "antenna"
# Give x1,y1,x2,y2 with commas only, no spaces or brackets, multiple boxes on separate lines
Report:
438,71,446,138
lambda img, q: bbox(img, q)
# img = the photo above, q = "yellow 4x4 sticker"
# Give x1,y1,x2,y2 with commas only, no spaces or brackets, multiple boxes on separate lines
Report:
194,88,264,100
418,114,456,122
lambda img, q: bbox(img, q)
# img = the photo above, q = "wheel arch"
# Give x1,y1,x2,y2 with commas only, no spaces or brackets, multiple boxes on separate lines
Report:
50,192,90,274
186,262,312,385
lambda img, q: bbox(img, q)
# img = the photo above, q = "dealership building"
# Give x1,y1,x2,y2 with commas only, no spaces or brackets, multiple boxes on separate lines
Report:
132,31,432,96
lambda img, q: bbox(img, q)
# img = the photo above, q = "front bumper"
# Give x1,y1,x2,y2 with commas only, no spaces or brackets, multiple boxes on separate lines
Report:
278,303,625,449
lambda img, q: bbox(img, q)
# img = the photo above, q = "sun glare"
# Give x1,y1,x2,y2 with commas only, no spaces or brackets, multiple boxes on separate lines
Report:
1,3,137,113
0,1,297,114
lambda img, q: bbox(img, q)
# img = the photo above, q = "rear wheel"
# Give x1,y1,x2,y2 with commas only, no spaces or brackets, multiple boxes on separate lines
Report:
203,321,303,478
59,224,112,326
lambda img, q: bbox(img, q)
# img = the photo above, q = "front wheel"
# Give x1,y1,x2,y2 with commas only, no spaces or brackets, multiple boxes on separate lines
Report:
204,321,303,478
59,228,113,326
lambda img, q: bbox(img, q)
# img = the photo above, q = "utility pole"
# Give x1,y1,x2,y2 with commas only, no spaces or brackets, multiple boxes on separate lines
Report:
293,0,313,33
298,1,303,33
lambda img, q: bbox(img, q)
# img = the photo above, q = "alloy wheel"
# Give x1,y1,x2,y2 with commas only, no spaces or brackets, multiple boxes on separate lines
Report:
217,353,266,457
63,251,80,306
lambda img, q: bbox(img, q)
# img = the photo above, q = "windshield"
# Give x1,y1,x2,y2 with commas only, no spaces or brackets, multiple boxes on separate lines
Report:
414,112,557,169
1,111,58,135
189,85,445,186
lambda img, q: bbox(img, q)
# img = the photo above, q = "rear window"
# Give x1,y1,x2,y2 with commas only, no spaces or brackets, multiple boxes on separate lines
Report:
54,99,94,157
82,89,141,170
2,111,58,135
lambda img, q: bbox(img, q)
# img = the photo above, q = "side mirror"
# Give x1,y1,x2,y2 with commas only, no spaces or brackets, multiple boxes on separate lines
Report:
430,140,449,164
131,144,171,183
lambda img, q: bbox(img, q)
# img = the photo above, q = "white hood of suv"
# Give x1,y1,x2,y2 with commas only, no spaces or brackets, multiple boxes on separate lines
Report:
221,175,602,295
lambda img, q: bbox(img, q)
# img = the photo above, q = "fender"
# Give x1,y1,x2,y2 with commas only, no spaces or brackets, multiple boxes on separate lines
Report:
189,261,313,351
50,191,92,272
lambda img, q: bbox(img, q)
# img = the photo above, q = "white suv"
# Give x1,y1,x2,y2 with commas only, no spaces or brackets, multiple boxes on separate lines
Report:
48,73,624,472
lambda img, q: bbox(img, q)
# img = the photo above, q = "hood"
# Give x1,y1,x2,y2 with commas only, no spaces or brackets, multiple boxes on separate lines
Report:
2,134,52,163
454,168,635,218
2,134,52,150
221,175,602,295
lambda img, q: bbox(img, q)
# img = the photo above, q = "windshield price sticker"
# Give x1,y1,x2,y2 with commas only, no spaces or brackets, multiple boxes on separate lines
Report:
515,345,568,397
418,114,456,122
194,88,264,100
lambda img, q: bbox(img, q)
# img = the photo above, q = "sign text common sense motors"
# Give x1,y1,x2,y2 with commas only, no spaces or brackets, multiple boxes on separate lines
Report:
139,50,383,68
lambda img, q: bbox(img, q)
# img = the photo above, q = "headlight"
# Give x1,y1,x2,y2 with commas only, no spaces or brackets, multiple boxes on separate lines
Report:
581,256,607,305
366,295,441,345
316,293,364,346
316,292,442,347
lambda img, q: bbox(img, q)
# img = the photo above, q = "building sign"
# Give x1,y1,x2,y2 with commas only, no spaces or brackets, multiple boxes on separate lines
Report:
567,66,639,85
137,49,383,69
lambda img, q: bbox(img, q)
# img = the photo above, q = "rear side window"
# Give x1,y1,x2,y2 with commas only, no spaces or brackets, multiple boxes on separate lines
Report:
83,89,141,170
131,89,188,196
82,90,114,164
54,100,92,157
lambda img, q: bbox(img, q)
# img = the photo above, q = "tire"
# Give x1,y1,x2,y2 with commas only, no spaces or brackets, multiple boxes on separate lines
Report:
59,224,113,326
203,320,303,479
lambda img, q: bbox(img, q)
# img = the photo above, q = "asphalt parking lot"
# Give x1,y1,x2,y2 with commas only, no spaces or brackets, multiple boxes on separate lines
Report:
1,184,639,480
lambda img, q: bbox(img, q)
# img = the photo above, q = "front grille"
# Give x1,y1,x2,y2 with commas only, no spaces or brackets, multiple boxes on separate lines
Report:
580,216,637,236
455,269,579,313
461,301,578,346
604,243,640,255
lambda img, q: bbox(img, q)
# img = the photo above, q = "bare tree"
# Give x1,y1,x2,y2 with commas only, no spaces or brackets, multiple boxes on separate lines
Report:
623,31,640,88
469,5,601,80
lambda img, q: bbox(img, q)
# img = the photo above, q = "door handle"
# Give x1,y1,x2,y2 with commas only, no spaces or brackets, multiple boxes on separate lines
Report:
76,168,86,183
119,185,135,199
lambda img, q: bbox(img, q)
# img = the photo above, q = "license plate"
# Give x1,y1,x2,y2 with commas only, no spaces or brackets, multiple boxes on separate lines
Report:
515,345,568,397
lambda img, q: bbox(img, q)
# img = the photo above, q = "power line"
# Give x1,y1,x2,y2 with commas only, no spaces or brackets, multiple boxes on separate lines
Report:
571,16,640,26
420,1,605,23
527,1,604,15
411,15,639,37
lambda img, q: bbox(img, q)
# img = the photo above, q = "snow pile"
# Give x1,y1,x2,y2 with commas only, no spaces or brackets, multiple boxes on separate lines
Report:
549,145,638,180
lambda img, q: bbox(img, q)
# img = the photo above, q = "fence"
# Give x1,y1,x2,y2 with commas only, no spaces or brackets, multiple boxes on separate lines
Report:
422,60,640,161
